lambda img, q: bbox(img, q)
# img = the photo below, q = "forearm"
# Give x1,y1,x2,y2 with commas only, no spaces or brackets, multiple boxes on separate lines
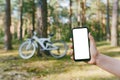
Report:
96,53,120,77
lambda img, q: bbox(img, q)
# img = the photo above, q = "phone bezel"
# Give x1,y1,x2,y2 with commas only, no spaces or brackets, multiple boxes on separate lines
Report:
72,27,91,61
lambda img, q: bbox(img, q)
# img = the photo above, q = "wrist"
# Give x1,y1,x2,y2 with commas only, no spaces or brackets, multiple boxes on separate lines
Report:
95,53,102,65
88,51,99,65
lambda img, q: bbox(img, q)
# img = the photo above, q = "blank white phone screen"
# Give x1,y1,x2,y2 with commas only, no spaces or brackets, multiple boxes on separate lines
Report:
73,28,90,60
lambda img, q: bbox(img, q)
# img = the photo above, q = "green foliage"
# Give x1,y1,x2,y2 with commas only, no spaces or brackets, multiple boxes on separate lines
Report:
0,0,119,46
49,24,71,41
61,25,71,41
23,0,34,14
47,0,111,42
47,0,71,41
0,0,5,12
87,21,106,41
0,30,4,44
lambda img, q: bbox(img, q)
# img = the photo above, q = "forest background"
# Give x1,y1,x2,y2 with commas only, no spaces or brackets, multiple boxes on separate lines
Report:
0,0,120,80
0,0,120,50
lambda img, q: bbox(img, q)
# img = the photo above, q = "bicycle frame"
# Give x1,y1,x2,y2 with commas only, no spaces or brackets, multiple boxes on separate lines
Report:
30,32,58,51
19,31,67,59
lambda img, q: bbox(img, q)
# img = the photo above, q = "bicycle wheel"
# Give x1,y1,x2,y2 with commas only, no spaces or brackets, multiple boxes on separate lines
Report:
19,40,36,59
50,40,68,59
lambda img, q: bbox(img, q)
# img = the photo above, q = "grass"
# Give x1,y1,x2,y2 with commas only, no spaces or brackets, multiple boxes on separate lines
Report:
0,41,120,80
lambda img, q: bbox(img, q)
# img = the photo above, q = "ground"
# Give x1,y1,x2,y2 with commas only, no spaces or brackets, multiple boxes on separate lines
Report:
0,41,120,80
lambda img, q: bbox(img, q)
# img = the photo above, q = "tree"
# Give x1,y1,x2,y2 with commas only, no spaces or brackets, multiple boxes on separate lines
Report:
18,0,23,41
106,0,110,41
31,0,35,33
4,0,12,50
37,0,47,37
111,0,119,46
80,0,86,26
76,0,81,26
36,0,49,56
76,0,86,27
89,0,106,41
69,0,72,29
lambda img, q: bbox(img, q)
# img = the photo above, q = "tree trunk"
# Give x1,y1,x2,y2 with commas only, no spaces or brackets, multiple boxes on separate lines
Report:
80,0,86,26
106,0,110,42
68,0,72,39
20,0,23,41
37,0,47,37
77,0,81,26
17,0,23,41
32,0,35,33
37,0,49,56
4,0,12,50
69,0,72,29
96,0,101,41
111,0,119,46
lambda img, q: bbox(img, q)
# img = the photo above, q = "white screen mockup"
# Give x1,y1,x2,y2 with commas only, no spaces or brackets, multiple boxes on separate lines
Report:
73,28,90,60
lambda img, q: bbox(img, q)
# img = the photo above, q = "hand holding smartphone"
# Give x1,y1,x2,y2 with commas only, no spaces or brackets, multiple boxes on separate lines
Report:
72,27,91,61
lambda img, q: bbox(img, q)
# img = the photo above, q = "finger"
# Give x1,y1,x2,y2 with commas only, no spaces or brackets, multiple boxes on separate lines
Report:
69,50,73,56
71,56,74,60
89,33,96,44
70,38,72,42
69,45,73,49
89,33,94,41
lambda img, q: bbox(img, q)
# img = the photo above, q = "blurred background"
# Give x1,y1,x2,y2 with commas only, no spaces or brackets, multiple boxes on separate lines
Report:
0,0,120,80
0,0,120,50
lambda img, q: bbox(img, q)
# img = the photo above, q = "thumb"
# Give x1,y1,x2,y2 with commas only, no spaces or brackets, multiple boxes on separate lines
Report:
89,33,95,43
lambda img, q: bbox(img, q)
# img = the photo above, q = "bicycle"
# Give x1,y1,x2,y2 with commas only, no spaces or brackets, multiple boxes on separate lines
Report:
18,32,68,59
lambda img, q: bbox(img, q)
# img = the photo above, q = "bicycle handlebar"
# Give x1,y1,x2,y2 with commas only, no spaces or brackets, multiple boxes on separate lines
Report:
33,31,54,38
33,31,37,35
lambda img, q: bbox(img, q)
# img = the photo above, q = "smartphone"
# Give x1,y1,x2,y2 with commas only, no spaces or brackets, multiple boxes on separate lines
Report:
72,27,90,61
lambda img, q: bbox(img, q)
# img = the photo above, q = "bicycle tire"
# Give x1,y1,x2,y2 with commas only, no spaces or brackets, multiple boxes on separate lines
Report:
19,40,36,59
50,40,68,59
